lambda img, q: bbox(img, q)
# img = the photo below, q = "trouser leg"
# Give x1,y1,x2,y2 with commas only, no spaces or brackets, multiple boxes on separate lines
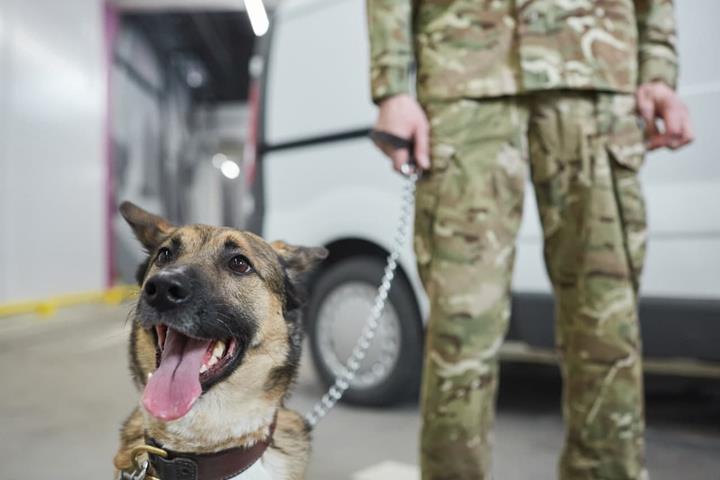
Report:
528,92,648,480
415,98,529,480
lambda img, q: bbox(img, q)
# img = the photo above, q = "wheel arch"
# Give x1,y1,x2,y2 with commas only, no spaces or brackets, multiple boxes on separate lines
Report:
304,237,425,405
308,237,424,330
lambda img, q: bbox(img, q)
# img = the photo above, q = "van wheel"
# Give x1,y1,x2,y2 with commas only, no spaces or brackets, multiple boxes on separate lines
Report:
306,255,423,406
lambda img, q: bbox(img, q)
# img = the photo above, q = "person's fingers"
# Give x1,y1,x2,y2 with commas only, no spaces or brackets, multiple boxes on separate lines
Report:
662,103,684,148
374,140,395,159
644,119,665,151
636,87,656,130
414,121,430,170
636,83,694,151
373,129,417,172
392,149,409,173
649,133,672,150
636,85,662,148
655,109,693,151
647,132,669,150
679,108,695,147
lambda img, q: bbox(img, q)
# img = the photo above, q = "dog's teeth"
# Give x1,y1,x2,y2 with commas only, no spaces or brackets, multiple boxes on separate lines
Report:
213,341,225,358
202,341,227,372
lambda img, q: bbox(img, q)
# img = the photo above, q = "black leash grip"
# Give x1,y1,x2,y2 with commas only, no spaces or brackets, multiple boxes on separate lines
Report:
370,130,418,170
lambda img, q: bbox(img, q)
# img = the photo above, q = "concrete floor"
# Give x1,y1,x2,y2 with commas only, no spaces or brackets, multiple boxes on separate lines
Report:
1,303,719,480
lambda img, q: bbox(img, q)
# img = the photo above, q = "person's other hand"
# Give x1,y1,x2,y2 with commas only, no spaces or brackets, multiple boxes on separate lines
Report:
373,94,430,172
636,82,694,151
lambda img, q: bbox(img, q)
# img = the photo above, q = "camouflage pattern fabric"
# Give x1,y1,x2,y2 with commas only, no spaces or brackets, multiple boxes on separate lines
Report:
367,0,678,103
414,91,647,479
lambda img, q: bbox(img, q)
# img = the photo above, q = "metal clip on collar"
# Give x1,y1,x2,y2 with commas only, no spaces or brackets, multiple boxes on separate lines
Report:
120,445,168,480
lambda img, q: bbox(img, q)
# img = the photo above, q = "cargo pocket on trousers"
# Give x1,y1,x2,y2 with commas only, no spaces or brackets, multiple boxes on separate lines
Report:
608,148,644,171
607,110,645,172
606,120,648,289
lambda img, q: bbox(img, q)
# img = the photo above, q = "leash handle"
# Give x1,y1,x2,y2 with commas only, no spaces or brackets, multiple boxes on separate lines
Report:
370,130,418,174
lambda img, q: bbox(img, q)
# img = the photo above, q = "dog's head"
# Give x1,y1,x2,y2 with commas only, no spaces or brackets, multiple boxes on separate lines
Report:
120,201,326,425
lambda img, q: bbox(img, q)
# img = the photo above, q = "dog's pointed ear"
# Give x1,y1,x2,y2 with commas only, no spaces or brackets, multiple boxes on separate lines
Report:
119,201,174,251
271,241,328,283
272,241,327,310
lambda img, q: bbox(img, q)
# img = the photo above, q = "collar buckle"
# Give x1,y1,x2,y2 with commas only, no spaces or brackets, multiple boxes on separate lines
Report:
119,444,168,480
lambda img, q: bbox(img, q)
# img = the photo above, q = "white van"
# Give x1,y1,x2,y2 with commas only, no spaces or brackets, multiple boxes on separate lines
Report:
245,0,720,405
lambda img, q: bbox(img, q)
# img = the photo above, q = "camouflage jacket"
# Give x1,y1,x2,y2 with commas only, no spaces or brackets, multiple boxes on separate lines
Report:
367,0,678,102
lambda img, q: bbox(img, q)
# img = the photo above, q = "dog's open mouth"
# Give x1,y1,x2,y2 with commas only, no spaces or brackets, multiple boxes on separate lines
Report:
142,325,240,422
154,325,240,381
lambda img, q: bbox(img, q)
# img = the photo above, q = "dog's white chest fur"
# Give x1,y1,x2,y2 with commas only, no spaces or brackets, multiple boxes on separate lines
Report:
228,459,273,480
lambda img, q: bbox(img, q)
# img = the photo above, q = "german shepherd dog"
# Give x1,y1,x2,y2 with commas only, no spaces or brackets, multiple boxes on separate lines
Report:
113,202,326,480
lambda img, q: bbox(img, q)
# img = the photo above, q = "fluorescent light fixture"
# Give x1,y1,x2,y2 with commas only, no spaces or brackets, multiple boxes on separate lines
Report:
220,159,241,179
244,0,270,36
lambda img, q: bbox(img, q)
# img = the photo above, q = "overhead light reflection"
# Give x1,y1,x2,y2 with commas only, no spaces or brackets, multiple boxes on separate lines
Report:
244,0,270,37
212,153,228,168
220,159,241,179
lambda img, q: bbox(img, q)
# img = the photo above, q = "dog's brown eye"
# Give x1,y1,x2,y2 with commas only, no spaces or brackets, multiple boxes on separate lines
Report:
156,247,173,266
228,255,253,274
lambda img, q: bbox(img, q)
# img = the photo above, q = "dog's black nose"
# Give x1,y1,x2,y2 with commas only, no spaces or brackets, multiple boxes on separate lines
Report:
144,271,192,311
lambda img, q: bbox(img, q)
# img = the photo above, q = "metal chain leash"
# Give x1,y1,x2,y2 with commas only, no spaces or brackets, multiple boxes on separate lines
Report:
305,169,419,428
120,461,151,480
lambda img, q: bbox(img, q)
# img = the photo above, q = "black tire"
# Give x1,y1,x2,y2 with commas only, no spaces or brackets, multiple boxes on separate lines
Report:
306,255,424,406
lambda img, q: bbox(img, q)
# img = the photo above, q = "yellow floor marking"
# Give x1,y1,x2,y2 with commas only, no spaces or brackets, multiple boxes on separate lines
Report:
0,285,138,319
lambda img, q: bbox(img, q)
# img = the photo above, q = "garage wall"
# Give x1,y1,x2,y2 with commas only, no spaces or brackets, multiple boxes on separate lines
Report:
110,23,197,283
110,21,251,284
0,0,108,302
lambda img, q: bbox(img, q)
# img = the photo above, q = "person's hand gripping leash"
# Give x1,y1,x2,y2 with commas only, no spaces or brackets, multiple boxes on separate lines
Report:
371,94,430,175
370,130,421,177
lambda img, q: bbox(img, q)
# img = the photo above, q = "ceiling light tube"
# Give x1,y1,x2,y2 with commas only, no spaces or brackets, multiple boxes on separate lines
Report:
243,0,269,37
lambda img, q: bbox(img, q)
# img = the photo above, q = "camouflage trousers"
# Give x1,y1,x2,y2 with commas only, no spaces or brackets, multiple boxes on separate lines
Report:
415,91,647,480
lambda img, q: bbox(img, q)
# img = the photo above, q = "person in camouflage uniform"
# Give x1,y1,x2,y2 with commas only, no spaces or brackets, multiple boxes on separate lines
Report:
367,1,694,479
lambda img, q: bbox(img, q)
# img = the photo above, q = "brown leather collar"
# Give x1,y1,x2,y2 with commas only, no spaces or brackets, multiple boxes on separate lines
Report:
146,416,277,480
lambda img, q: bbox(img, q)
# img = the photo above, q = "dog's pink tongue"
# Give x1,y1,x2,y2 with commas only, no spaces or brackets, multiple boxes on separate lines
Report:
142,329,209,421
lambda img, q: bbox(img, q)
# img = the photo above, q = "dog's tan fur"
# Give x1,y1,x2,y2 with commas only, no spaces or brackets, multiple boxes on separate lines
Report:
113,202,326,479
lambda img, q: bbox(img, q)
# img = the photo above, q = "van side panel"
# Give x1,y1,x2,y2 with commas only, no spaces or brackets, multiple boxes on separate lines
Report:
265,0,375,145
262,139,429,317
